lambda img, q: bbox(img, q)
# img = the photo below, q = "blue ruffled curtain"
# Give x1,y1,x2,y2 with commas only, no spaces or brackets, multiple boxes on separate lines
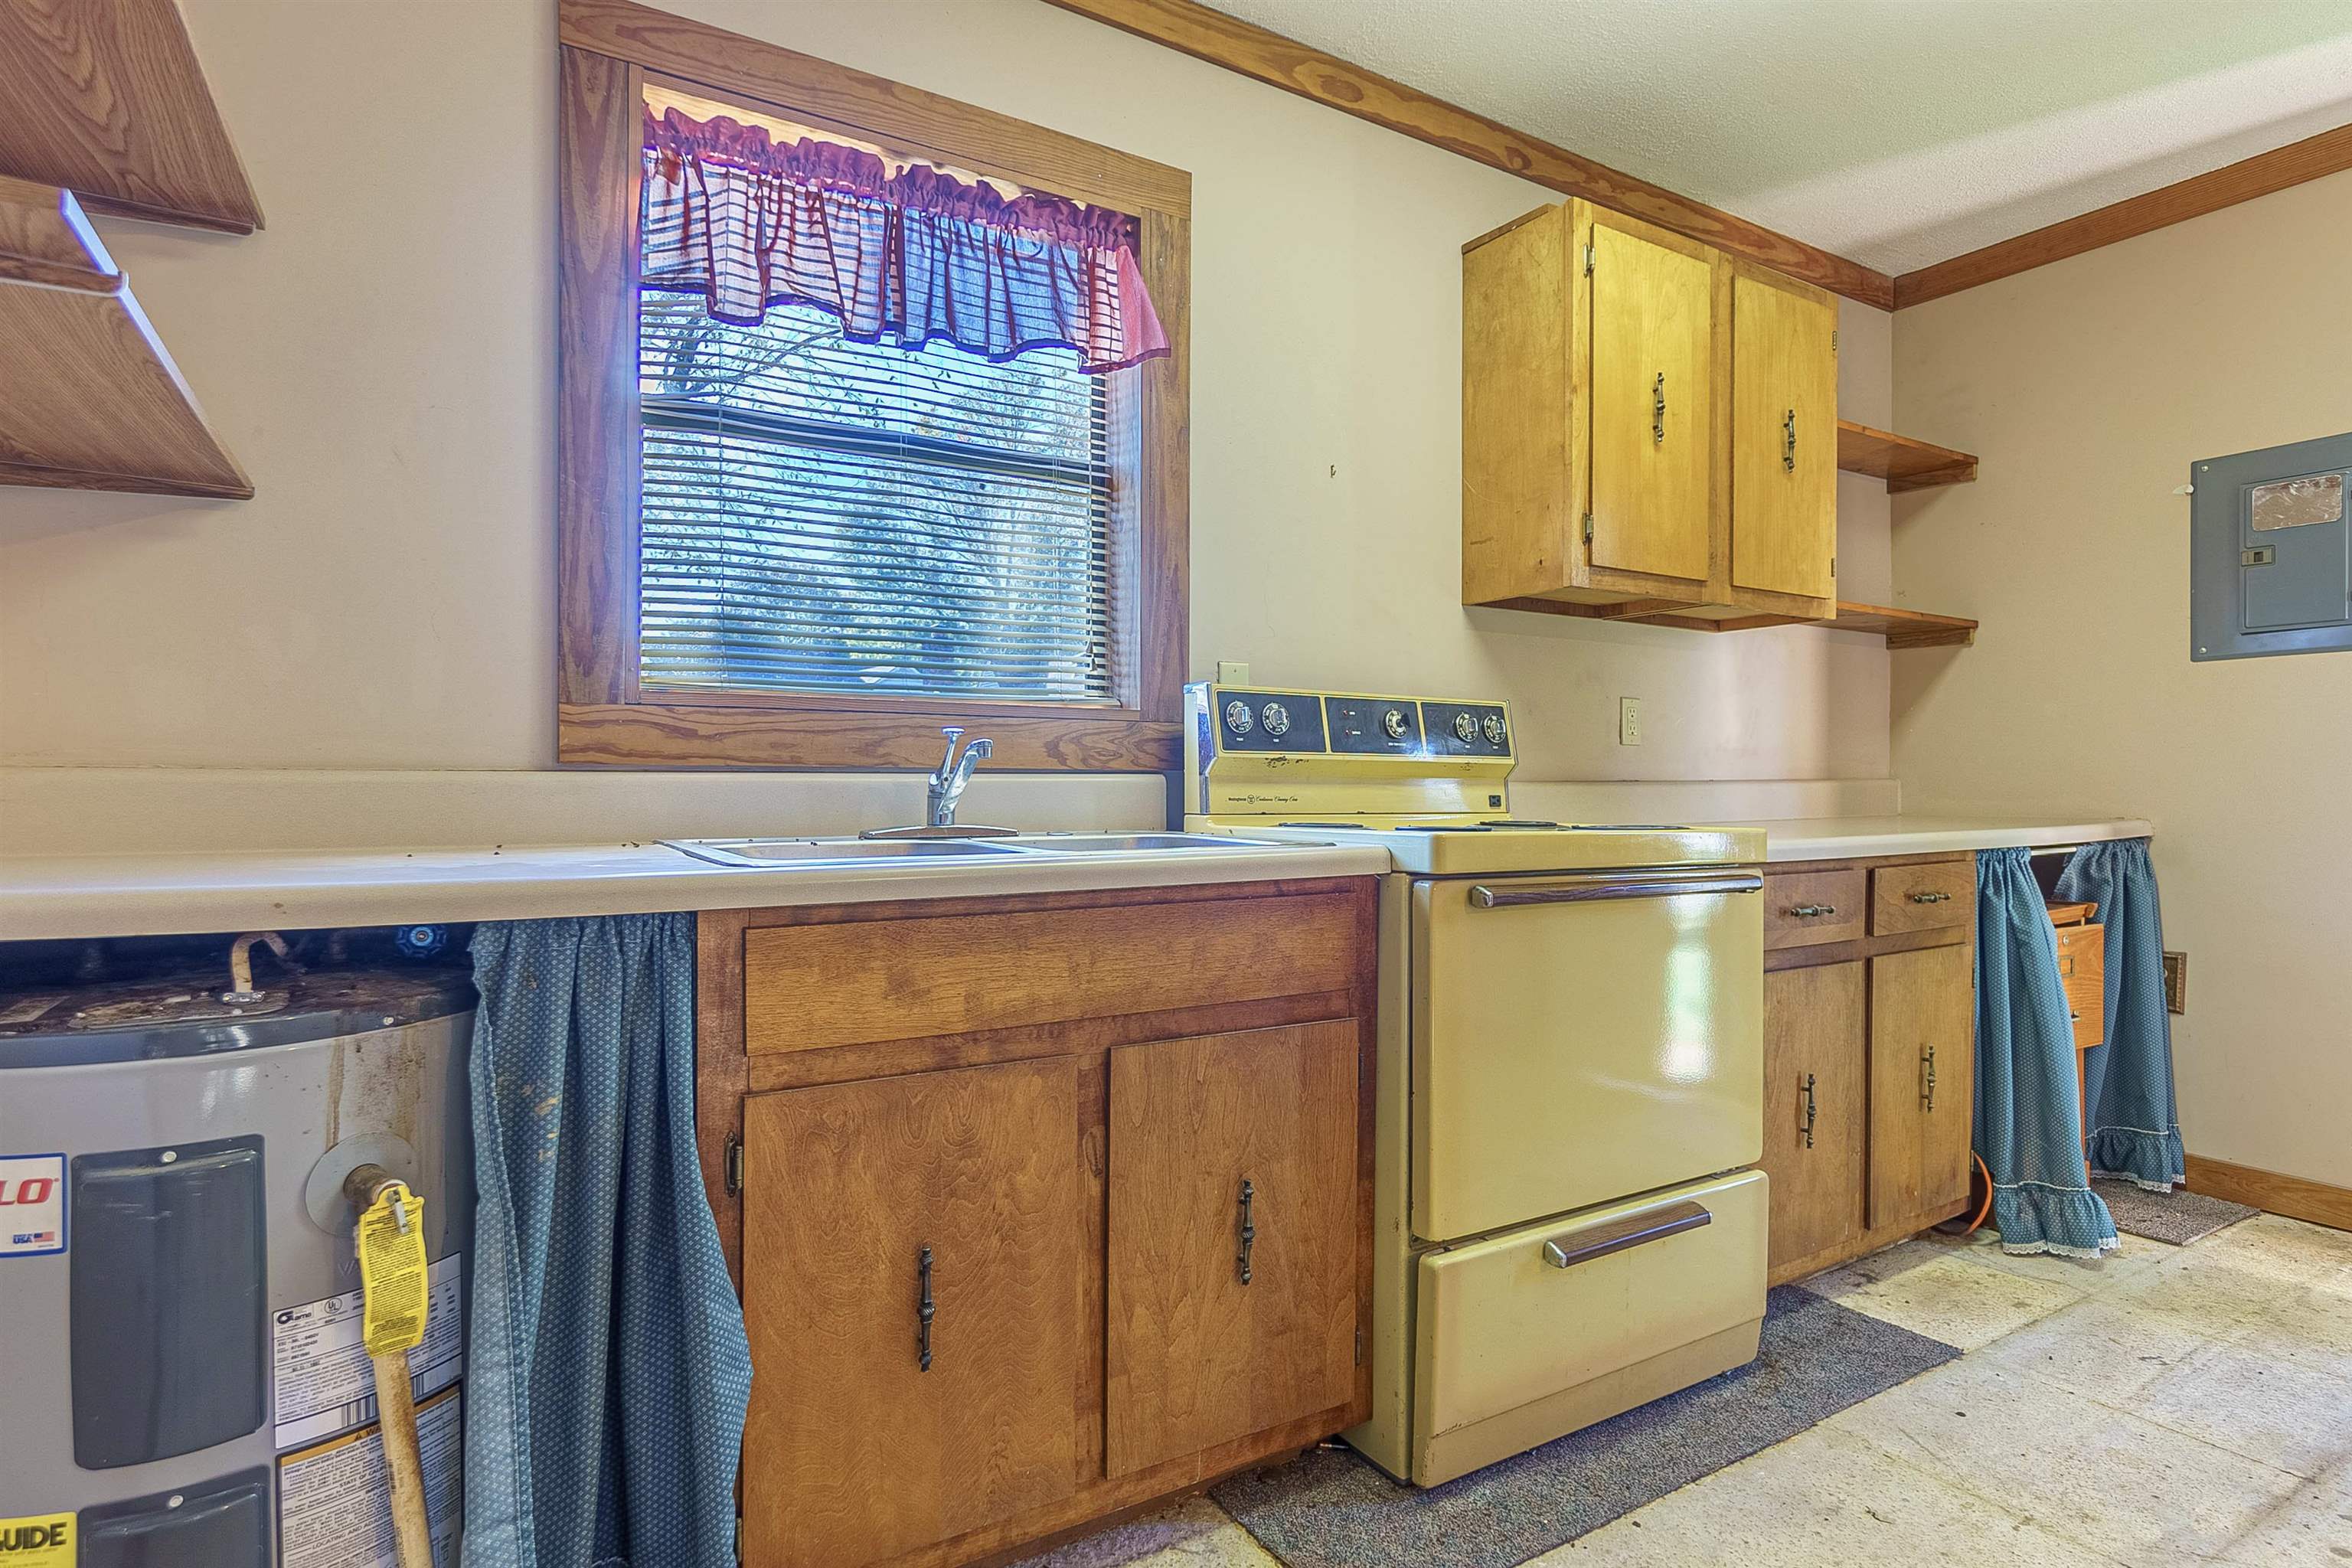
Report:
1975,848,2118,1257
2055,839,2187,1191
466,915,752,1568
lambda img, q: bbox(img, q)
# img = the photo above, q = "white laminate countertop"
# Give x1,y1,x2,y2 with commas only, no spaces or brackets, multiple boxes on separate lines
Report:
1736,815,2153,864
0,841,1393,942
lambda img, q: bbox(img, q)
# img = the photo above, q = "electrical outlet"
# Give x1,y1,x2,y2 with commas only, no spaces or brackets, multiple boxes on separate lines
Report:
1215,660,1250,685
1619,697,1642,746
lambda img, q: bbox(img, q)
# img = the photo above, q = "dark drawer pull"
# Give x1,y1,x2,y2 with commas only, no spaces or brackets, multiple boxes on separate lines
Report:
1802,1072,1818,1148
1788,903,1838,918
1541,1200,1711,1270
1909,890,1952,904
1236,1178,1256,1285
916,1245,936,1371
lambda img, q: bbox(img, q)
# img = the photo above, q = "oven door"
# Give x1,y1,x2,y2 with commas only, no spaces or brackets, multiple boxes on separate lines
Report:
1410,867,1763,1242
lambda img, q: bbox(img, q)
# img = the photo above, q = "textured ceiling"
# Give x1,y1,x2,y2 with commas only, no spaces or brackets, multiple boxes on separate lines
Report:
1202,0,2352,274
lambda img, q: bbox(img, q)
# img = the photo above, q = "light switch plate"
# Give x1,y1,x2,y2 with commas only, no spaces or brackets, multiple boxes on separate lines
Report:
1619,697,1642,746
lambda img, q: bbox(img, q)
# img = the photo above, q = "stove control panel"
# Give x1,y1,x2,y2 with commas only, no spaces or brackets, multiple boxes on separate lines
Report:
1192,685,1511,761
1209,688,1329,753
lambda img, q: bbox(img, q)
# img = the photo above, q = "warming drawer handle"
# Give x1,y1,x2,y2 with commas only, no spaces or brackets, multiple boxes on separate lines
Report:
1468,872,1763,908
1540,1200,1712,1270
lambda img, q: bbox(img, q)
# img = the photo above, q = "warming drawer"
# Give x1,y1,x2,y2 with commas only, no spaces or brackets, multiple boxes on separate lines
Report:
1410,869,1763,1241
1410,1170,1768,1484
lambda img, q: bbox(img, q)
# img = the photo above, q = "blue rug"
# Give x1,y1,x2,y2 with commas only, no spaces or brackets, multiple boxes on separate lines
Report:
1207,1285,1961,1568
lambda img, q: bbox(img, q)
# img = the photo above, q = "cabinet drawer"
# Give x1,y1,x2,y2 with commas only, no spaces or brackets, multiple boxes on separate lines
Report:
743,892,1360,1054
2056,924,2105,1050
1413,1171,1766,1452
1870,861,1974,936
1763,868,1866,949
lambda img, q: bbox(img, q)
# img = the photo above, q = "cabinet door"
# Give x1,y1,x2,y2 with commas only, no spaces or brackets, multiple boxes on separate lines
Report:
1730,266,1838,603
740,1059,1087,1568
1759,962,1867,1272
1587,211,1717,586
1869,943,1978,1226
1106,1021,1361,1477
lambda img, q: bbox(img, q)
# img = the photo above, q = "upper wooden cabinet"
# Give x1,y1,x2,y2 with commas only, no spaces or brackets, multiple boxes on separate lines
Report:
1462,201,1838,622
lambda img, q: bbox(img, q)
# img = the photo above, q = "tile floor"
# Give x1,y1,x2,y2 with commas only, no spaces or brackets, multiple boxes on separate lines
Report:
1046,1214,2352,1567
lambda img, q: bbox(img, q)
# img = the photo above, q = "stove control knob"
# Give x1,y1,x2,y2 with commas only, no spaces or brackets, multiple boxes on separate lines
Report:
1223,699,1253,736
1482,712,1508,746
1452,711,1477,743
1382,707,1410,739
1260,701,1292,737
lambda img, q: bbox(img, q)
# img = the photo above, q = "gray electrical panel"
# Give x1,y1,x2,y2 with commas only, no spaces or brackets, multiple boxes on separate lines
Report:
2191,431,2352,662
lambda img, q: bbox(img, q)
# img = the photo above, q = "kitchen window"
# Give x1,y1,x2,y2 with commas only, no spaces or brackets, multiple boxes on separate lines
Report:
556,4,1190,770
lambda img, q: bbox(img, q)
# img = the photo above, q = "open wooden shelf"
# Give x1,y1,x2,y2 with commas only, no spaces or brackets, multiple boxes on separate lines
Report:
1489,596,1975,649
0,0,262,234
0,176,251,498
1836,420,1977,492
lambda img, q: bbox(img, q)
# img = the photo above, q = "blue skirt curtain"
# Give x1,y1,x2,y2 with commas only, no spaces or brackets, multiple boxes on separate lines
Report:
2055,839,2186,1191
466,915,752,1568
1975,848,2118,1257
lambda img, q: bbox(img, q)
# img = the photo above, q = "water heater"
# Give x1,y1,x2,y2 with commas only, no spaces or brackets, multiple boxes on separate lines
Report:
0,965,474,1566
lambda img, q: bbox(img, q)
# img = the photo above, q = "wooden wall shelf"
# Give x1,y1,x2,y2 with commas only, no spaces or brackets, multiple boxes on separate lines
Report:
0,0,262,234
1488,596,1976,649
0,177,251,498
1836,420,1977,492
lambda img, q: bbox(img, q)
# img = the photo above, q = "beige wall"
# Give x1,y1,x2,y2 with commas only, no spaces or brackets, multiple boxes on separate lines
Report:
0,0,1892,819
1891,168,2352,1190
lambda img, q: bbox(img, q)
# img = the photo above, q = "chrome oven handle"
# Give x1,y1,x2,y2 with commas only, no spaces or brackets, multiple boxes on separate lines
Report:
1468,871,1763,908
1540,1199,1712,1270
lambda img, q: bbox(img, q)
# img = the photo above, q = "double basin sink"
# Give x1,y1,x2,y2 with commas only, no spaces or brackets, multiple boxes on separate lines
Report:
665,832,1289,869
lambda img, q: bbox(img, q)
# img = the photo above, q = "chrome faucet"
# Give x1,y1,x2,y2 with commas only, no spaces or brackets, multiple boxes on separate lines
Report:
926,727,993,827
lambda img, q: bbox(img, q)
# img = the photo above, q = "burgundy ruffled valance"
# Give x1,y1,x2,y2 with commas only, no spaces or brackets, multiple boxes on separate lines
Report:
641,106,1169,374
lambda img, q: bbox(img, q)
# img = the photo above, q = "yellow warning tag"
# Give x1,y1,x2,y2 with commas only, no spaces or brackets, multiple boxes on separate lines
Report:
355,1181,430,1357
0,1511,75,1565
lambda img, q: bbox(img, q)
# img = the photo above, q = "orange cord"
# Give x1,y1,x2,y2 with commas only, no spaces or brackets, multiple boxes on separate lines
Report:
1936,1152,1996,1237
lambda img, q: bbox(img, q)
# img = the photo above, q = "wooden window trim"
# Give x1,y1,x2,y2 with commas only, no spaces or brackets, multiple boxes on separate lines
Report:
556,0,1191,771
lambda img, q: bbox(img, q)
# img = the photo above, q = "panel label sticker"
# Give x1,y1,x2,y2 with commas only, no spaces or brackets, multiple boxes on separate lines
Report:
0,1512,76,1566
277,1383,462,1568
272,1252,462,1449
0,1155,66,1257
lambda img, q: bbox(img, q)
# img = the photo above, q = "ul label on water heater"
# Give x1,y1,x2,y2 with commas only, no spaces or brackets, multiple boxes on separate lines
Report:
0,1154,66,1257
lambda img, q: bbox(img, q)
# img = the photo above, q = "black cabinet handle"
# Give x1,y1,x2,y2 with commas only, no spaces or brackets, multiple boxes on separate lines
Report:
1236,1178,1256,1285
1924,1044,1939,1111
1802,1073,1818,1148
916,1245,936,1371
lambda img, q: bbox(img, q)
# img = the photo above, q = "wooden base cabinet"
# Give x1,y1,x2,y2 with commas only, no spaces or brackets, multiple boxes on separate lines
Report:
1760,854,1978,1284
699,880,1379,1568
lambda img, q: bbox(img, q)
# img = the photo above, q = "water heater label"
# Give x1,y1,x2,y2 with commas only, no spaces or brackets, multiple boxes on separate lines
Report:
0,1512,75,1566
272,1251,464,1449
278,1383,463,1568
0,1154,65,1257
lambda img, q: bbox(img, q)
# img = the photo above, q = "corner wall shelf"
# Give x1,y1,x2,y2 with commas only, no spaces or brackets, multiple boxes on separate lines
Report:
0,177,252,499
1836,420,1977,492
1490,596,1976,649
0,0,263,234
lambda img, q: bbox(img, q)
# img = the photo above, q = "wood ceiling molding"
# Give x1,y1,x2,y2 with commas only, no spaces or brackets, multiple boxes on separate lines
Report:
0,0,263,234
1893,120,2352,308
1040,0,1894,309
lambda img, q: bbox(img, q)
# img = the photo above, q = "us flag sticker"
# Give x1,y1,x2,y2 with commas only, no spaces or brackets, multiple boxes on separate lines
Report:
0,1154,66,1258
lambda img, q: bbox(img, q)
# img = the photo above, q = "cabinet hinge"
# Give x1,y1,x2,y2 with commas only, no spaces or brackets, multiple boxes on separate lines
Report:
1583,242,1595,276
1355,1327,1364,1366
1581,512,1595,545
724,1133,744,1196
1831,328,1839,354
1830,556,1837,578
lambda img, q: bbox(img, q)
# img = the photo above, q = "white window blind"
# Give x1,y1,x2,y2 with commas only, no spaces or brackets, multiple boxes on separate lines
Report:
637,296,1116,702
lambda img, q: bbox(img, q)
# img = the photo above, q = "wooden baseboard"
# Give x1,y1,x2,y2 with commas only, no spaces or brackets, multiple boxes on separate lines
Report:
2184,1154,2352,1234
